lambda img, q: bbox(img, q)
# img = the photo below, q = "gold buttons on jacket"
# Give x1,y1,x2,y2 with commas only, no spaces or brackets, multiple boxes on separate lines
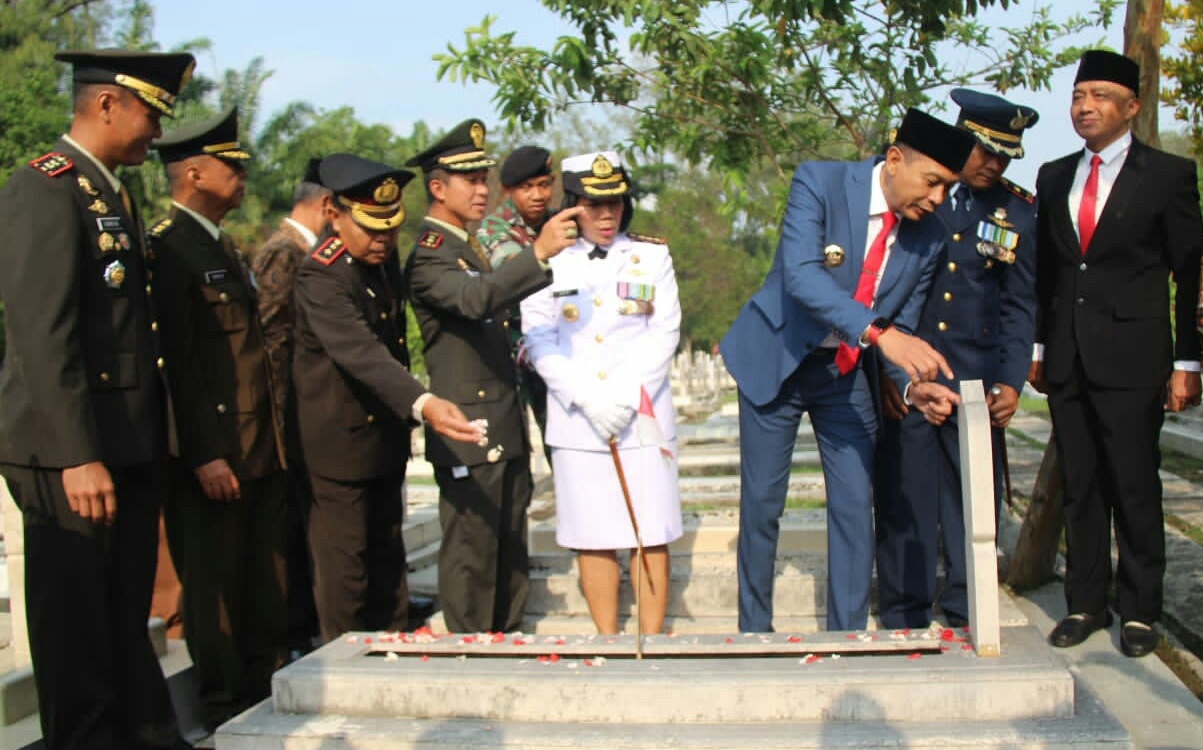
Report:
397,337,405,346
938,321,948,332
598,371,607,380
952,233,961,242
99,372,110,384
156,357,166,370
593,297,602,307
595,334,604,343
947,262,957,273
943,292,952,302
150,321,159,332
366,414,376,424
379,312,388,320
477,389,487,399
216,403,228,414
219,292,230,303
146,284,153,295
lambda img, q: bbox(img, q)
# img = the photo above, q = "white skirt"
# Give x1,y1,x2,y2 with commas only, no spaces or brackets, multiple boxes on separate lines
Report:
552,442,682,550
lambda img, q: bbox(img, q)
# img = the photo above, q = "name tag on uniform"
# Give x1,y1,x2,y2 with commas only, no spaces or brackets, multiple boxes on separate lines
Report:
96,216,124,232
553,289,579,298
203,269,230,284
451,466,469,479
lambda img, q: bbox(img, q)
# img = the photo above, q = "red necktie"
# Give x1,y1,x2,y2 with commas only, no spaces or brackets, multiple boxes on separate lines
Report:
1078,154,1101,254
835,210,897,375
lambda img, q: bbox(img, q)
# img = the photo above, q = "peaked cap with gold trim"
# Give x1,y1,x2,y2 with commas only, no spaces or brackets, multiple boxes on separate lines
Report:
154,106,251,163
56,48,195,117
561,150,630,199
318,153,415,231
405,118,496,173
949,88,1039,160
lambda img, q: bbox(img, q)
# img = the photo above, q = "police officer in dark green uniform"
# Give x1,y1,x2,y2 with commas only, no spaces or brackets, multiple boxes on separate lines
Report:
150,106,287,734
0,49,195,750
405,119,581,632
292,154,481,643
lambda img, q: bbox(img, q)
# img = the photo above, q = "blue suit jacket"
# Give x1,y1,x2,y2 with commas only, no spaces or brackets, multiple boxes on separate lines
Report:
909,180,1037,394
721,157,947,407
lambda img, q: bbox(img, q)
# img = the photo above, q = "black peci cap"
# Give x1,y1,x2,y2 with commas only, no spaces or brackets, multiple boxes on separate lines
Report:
1074,50,1140,96
301,157,323,185
405,118,496,173
893,109,977,174
55,48,195,117
950,88,1039,159
317,153,415,231
154,106,250,164
499,145,553,187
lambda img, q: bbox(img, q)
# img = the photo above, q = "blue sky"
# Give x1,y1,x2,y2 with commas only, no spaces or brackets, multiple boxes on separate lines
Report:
152,0,1150,188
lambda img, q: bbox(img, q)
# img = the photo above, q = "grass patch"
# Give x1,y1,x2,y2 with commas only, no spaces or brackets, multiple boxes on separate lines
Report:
683,497,827,513
1005,428,1046,451
1161,448,1203,486
1166,514,1203,547
1017,394,1049,417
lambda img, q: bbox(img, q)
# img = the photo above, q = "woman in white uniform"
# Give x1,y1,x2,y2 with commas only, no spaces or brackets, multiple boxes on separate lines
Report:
520,151,682,634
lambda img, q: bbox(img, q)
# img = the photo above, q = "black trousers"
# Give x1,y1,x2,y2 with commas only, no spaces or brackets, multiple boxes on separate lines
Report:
434,458,531,633
163,463,288,729
2,461,182,750
307,471,408,642
1048,366,1166,624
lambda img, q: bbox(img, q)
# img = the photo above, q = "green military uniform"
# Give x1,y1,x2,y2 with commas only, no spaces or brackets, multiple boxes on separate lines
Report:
291,155,424,642
477,158,555,468
0,50,194,750
150,107,287,730
405,120,551,632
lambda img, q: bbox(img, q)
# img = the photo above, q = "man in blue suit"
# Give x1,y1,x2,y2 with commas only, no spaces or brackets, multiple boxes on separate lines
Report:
721,109,977,632
874,90,1039,629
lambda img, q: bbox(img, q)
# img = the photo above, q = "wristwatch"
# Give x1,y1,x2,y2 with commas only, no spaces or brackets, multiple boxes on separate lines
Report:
866,317,892,347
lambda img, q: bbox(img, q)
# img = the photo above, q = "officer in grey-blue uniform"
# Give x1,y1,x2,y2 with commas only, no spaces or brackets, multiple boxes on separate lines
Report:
874,89,1039,629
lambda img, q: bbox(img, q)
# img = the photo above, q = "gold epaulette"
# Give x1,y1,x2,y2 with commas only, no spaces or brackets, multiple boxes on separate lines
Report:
1000,177,1034,204
628,231,667,245
148,218,174,238
29,152,73,178
311,236,346,266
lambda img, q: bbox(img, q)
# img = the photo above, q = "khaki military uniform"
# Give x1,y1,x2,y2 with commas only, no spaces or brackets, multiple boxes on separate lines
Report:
151,207,286,727
406,217,550,633
0,139,182,749
293,234,424,642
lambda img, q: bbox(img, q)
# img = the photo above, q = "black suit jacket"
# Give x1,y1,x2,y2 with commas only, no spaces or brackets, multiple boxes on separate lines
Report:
1035,138,1203,389
0,138,166,469
292,235,424,482
152,208,281,479
405,219,550,467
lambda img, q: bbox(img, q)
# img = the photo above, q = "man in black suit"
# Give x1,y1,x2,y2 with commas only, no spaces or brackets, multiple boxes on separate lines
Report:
404,119,580,632
0,49,194,749
292,154,480,643
1031,50,1203,658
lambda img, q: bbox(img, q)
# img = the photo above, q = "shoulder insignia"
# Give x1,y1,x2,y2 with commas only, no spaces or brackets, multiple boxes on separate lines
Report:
29,152,73,178
418,230,444,249
627,231,667,245
999,177,1034,204
311,236,346,266
148,218,174,238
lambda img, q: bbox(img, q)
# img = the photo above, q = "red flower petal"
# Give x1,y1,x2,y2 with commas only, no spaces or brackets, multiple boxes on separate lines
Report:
363,637,372,644
490,632,505,643
941,629,956,641
549,653,561,663
787,635,802,643
725,637,734,644
420,655,430,662
845,633,857,639
908,653,921,660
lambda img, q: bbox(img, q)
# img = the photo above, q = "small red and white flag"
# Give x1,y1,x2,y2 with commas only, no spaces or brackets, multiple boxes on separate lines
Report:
636,385,674,461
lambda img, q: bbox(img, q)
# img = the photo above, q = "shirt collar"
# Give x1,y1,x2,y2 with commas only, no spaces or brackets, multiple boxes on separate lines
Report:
425,216,469,242
62,134,123,193
869,161,894,220
284,217,317,248
172,201,222,241
1086,130,1132,167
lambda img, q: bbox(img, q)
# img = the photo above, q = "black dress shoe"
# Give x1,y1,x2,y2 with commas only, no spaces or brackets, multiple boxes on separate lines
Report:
1120,621,1159,658
1049,610,1113,647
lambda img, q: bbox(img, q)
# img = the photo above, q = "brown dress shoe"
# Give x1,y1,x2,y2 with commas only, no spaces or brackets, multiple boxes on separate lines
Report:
1049,610,1113,648
1120,621,1158,658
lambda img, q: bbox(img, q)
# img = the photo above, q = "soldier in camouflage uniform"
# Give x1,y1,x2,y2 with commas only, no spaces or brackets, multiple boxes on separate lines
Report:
477,145,557,469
